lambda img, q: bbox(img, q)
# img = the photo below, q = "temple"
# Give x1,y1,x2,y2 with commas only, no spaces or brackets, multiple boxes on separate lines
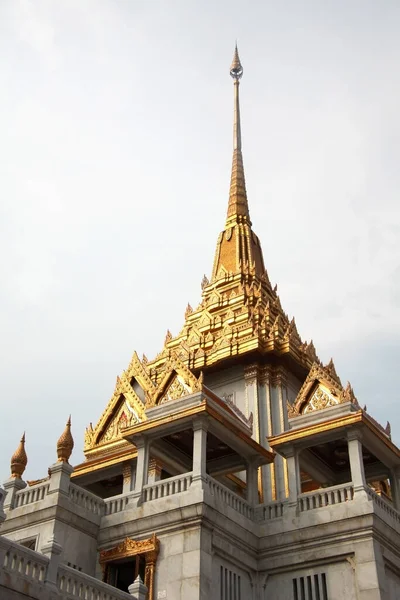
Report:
1,46,400,600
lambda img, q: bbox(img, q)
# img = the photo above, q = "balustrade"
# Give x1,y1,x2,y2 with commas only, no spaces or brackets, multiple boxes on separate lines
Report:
69,483,104,516
104,494,130,516
14,482,50,508
142,472,193,502
205,475,253,519
58,564,132,600
298,483,354,512
258,500,285,520
2,540,48,585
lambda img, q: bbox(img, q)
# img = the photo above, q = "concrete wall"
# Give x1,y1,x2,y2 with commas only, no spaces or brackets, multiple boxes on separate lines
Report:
263,560,356,600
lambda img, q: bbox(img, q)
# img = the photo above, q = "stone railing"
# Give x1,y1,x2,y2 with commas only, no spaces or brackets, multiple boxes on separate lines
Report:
298,483,354,512
69,483,104,516
2,538,49,584
14,481,50,508
365,485,400,528
205,475,253,519
58,564,132,599
104,493,130,516
256,500,285,521
142,472,193,502
0,535,144,599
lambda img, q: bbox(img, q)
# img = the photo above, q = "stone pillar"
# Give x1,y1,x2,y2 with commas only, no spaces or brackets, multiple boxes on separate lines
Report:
41,535,63,592
192,418,208,485
122,461,134,494
48,462,74,495
246,459,259,506
389,466,400,510
347,431,366,491
259,366,274,504
148,458,163,485
286,445,300,505
128,576,148,600
3,476,26,510
133,436,150,501
270,367,289,501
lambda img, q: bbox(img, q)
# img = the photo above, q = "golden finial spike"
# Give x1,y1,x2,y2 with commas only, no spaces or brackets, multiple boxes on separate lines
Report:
11,432,28,479
226,44,250,224
57,416,74,463
230,43,243,80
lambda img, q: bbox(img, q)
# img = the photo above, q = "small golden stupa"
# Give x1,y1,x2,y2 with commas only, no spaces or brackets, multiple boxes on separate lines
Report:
10,433,28,479
56,416,74,463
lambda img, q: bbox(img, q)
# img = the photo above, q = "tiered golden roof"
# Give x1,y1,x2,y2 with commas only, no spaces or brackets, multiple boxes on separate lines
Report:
10,433,28,479
80,46,321,463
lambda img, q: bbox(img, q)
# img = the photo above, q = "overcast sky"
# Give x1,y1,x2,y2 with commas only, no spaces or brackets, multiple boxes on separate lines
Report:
1,0,399,482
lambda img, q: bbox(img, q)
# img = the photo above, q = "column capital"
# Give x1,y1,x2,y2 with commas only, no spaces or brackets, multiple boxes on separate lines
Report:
258,365,272,386
193,416,209,432
134,434,148,449
271,366,288,387
244,363,259,386
347,429,363,442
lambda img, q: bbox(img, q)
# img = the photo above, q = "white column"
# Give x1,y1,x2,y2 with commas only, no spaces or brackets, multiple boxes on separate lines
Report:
246,458,259,506
286,445,300,505
133,436,150,499
192,418,208,485
347,431,366,491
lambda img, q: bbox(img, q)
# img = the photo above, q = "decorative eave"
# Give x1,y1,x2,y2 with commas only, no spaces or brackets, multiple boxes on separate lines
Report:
72,446,138,479
122,387,274,464
269,409,399,463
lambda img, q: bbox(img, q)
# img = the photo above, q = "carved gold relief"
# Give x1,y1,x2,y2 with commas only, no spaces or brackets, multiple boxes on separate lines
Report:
100,535,159,600
303,387,339,414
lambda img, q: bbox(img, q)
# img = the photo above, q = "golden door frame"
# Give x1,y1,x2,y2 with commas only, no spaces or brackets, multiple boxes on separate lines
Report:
99,533,159,600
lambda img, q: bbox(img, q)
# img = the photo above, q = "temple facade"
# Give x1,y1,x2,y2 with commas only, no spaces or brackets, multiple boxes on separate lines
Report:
1,47,400,600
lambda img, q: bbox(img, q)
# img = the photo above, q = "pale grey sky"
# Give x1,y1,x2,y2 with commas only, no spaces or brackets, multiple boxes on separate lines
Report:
1,0,399,481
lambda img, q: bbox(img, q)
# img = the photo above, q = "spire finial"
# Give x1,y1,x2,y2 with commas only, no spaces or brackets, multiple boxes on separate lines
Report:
57,416,74,463
11,432,28,479
230,43,243,80
226,44,249,220
210,46,266,282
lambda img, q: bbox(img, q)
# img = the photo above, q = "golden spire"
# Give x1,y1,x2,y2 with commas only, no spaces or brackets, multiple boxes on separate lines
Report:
10,432,28,479
57,416,74,463
210,45,265,281
227,44,250,224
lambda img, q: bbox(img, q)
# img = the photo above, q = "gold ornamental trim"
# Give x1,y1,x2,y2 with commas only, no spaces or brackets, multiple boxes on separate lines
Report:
269,411,400,458
99,534,159,564
100,534,159,600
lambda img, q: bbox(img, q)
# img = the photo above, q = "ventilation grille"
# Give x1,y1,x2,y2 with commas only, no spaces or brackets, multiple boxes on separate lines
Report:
220,565,241,600
293,573,328,600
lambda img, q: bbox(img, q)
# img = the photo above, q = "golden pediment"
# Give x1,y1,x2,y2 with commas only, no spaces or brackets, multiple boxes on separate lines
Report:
147,355,203,407
84,357,151,453
303,386,339,414
159,375,189,404
98,400,137,444
290,361,359,417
